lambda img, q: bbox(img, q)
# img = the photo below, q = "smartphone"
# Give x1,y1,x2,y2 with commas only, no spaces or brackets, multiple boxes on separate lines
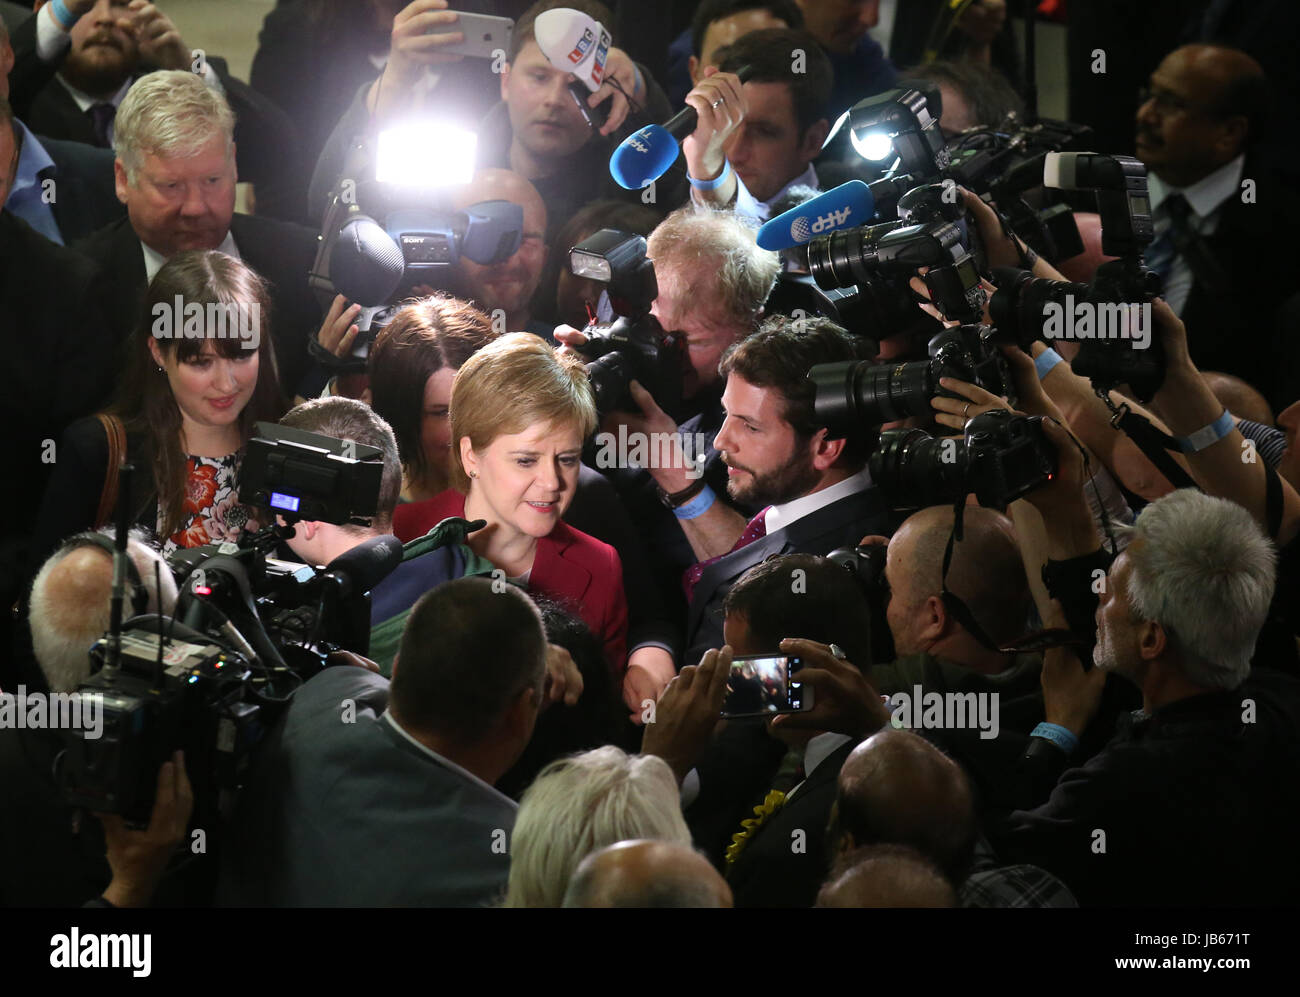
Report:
721,654,812,719
428,12,514,60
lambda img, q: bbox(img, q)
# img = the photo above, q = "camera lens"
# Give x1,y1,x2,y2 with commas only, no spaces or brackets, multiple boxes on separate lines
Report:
811,358,941,432
870,427,968,510
584,352,632,418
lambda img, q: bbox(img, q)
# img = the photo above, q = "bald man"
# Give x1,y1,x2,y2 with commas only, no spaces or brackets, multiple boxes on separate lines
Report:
877,505,1032,683
816,844,956,908
446,168,553,341
1136,44,1300,406
562,839,733,907
27,530,176,694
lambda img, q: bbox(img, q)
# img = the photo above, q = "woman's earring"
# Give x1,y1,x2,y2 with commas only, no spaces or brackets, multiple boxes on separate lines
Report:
469,470,478,479
156,365,165,373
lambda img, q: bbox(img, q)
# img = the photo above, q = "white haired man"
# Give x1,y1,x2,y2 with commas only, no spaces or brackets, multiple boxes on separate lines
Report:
504,746,692,907
556,208,783,685
989,429,1300,905
72,69,322,392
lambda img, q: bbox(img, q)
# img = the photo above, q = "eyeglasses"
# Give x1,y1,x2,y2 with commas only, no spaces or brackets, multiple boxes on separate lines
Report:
1137,85,1227,117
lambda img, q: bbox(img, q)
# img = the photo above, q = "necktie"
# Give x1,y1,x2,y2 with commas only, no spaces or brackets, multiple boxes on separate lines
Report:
1145,193,1191,282
682,506,769,602
87,103,116,148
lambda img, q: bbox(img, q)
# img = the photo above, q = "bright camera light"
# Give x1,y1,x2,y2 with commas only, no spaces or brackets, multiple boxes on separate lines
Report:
376,123,478,188
569,250,612,281
852,129,895,161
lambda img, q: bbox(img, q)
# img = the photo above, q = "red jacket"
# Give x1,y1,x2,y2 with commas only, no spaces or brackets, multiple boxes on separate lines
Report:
393,490,628,678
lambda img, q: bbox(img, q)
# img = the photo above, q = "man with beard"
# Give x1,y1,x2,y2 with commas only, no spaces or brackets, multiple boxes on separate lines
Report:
447,168,553,341
681,313,895,666
15,0,296,217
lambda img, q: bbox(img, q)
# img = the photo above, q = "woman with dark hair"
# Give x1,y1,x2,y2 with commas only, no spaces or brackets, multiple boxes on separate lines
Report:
34,251,287,559
367,294,498,502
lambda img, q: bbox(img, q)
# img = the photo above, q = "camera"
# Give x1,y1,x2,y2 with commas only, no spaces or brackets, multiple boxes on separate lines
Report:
58,426,395,823
989,153,1164,399
308,123,525,371
825,542,897,666
568,229,686,420
810,324,1014,430
807,181,988,326
870,409,1058,510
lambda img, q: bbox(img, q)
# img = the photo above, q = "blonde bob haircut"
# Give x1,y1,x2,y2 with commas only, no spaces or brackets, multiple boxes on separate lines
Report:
449,332,597,493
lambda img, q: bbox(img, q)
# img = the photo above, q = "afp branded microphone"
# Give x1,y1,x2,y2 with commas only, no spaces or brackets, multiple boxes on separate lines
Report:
755,181,874,251
609,64,755,190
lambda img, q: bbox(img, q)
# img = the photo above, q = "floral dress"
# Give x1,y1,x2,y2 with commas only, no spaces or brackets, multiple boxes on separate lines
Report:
161,453,258,555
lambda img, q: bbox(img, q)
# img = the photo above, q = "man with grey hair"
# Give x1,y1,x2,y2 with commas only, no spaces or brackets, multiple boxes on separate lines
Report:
992,444,1300,904
10,0,296,218
504,746,691,907
562,839,734,908
555,206,782,677
27,527,177,694
72,69,321,391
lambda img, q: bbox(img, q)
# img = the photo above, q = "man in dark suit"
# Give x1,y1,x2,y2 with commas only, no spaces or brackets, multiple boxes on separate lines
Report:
218,576,547,907
72,70,321,393
1135,43,1300,408
0,96,117,686
10,0,299,219
1,14,123,242
683,314,897,667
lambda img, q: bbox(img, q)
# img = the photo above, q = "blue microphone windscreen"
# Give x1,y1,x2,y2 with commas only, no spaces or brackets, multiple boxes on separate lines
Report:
609,124,680,190
756,180,874,251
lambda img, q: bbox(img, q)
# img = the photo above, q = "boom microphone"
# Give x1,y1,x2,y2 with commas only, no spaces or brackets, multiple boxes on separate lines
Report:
609,64,756,190
756,181,875,251
323,534,404,598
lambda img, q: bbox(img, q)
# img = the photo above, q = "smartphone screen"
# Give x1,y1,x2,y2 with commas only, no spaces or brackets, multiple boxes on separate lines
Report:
721,655,804,718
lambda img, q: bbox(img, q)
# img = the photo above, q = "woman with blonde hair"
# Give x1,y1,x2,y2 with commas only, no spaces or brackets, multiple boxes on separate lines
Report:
394,333,628,677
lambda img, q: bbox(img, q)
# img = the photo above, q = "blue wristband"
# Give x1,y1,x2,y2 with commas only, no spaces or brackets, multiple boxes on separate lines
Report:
688,159,731,191
673,484,716,520
1032,722,1079,756
1034,347,1064,380
51,0,78,29
1176,409,1234,454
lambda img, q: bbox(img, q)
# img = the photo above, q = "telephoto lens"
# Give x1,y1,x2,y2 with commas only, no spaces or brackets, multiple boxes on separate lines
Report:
805,222,901,290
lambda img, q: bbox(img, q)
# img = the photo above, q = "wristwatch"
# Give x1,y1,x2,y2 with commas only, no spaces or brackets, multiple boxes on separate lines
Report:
657,478,707,509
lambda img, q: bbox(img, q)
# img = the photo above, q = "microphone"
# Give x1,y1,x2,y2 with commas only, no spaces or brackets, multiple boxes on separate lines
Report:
535,7,613,131
756,181,875,251
609,64,756,190
323,534,405,598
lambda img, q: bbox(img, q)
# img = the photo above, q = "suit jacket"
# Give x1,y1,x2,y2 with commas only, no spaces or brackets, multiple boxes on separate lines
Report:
724,738,858,909
1175,155,1300,408
72,213,321,392
393,489,629,676
217,666,517,906
19,59,301,220
35,134,124,243
2,4,59,120
685,484,897,666
0,211,116,672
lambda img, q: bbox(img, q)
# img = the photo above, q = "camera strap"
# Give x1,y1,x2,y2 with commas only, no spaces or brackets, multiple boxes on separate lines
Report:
938,497,1007,655
1095,389,1199,492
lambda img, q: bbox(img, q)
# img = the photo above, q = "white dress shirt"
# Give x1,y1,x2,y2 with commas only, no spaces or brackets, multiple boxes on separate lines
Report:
142,230,240,284
763,466,873,537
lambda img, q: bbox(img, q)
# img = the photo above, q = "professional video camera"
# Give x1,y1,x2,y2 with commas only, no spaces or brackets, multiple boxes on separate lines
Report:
567,228,686,420
870,409,1058,511
309,122,525,372
58,425,399,823
989,152,1164,400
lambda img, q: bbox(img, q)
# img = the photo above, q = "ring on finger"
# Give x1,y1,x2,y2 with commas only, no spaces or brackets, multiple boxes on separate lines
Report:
963,402,972,418
710,97,724,109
